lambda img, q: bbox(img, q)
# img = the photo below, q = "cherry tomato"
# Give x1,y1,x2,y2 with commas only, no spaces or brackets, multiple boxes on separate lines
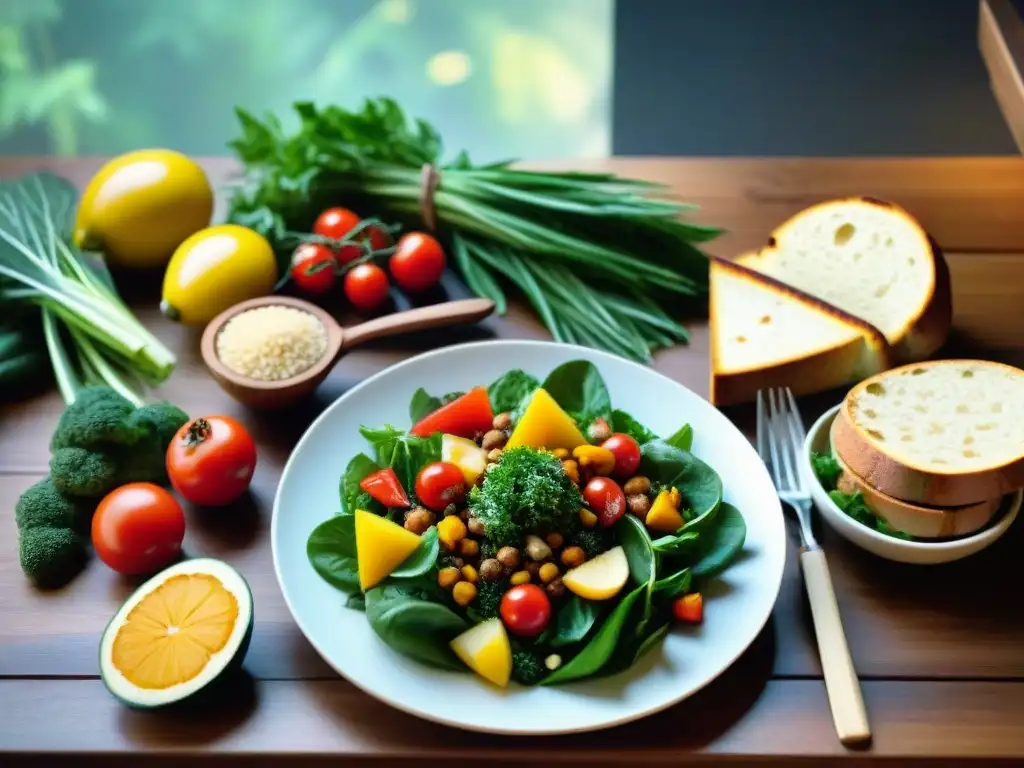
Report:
313,207,361,241
601,433,642,479
336,242,365,265
166,416,257,507
584,476,626,527
344,263,390,311
672,592,703,623
290,243,337,295
364,224,393,252
414,461,467,511
409,386,494,438
389,232,446,292
360,467,411,508
92,483,185,575
500,584,552,637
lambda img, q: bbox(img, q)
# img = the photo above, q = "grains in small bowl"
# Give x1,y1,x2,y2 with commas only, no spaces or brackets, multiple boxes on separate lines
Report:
216,304,329,381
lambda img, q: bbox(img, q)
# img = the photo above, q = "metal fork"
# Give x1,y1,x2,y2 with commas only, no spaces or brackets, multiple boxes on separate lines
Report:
757,387,871,746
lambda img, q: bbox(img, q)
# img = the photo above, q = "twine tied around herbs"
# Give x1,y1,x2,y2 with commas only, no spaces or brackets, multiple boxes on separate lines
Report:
419,163,440,232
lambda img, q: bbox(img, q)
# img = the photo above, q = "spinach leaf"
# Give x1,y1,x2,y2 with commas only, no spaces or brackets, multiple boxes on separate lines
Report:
640,440,722,524
409,390,466,425
340,453,381,515
691,502,747,578
389,527,440,579
541,360,612,426
811,451,842,490
488,369,539,414
346,594,366,611
666,423,693,452
359,424,442,498
651,530,700,555
610,409,659,444
365,583,467,671
541,583,646,685
307,514,360,594
617,514,657,636
544,594,602,648
632,621,670,663
652,567,692,597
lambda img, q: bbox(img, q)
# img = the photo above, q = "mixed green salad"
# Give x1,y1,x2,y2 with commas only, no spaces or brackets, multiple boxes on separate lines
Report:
810,452,913,540
307,360,747,687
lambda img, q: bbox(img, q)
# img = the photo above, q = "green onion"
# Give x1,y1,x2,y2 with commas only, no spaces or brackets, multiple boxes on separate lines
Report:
226,97,719,362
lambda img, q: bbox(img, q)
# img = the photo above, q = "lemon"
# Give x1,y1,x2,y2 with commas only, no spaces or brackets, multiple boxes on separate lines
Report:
75,149,214,269
161,224,278,326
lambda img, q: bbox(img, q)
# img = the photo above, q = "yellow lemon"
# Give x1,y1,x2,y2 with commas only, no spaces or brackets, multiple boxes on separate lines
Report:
161,224,278,326
75,149,214,269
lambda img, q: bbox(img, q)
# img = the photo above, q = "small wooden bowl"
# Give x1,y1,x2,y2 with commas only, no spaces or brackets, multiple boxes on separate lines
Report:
201,295,495,410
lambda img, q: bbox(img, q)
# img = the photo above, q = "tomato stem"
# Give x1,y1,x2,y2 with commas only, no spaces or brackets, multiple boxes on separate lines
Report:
184,418,211,447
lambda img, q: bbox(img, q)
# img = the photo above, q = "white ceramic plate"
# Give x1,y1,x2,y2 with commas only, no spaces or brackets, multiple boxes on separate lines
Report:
801,404,1022,565
272,340,786,735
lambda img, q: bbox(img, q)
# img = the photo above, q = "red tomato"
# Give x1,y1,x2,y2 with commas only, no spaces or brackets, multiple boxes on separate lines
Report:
313,207,361,241
672,592,703,624
584,476,626,527
389,232,446,292
336,242,364,265
290,243,337,295
92,483,185,575
408,386,493,438
344,263,390,311
166,416,257,507
364,224,393,252
360,468,411,508
601,433,642,479
500,584,552,637
414,461,466,511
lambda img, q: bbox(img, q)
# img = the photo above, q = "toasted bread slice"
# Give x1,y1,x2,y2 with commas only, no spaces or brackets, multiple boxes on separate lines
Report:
832,360,1024,506
709,257,891,406
828,421,1004,538
737,197,951,362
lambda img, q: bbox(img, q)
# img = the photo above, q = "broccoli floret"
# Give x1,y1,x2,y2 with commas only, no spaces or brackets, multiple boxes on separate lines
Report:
15,478,93,532
474,578,508,620
19,526,87,587
49,386,142,450
50,447,119,498
573,528,611,559
511,651,547,685
468,447,583,546
126,401,189,449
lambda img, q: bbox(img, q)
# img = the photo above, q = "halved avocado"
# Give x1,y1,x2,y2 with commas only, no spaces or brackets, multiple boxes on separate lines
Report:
99,557,253,708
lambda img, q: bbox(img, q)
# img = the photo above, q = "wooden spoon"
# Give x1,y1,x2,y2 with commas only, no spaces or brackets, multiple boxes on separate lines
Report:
200,295,495,410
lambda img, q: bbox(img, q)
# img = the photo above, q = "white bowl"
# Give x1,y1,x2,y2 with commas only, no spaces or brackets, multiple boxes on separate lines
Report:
801,404,1021,565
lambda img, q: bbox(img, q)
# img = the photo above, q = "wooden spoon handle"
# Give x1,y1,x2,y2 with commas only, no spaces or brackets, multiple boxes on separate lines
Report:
341,298,495,351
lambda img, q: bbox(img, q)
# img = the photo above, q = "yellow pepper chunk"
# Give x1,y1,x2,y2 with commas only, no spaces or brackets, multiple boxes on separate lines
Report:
572,445,616,476
505,388,587,451
645,489,685,533
437,515,468,551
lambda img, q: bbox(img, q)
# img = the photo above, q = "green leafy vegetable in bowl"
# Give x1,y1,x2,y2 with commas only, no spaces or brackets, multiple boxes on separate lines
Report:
810,451,913,540
306,359,747,688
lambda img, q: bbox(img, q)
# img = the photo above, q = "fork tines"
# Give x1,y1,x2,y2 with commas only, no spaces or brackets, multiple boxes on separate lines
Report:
756,387,809,493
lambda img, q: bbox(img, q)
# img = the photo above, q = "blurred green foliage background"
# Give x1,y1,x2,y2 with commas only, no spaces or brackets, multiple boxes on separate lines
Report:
0,0,612,161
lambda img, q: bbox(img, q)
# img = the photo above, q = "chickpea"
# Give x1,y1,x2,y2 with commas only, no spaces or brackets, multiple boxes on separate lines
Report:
459,538,480,557
437,567,460,589
546,578,566,599
544,654,563,671
481,430,507,451
587,417,612,443
492,412,512,431
443,503,459,517
561,459,580,485
467,517,486,536
561,546,585,568
510,570,531,586
403,507,435,534
459,508,472,522
525,560,542,577
496,546,520,568
479,558,504,581
628,494,652,519
461,564,479,583
538,562,560,584
486,448,503,463
452,581,477,606
552,448,570,460
524,535,553,561
545,532,564,549
579,508,598,528
623,476,651,495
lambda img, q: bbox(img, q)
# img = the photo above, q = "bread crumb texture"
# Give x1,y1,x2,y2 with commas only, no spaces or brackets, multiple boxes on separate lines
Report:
850,363,1024,470
216,305,328,381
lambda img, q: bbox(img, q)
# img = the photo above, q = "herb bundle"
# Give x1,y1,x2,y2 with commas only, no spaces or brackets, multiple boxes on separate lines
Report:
227,98,719,362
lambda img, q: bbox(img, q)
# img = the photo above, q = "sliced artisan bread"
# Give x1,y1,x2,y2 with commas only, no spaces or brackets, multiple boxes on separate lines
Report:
736,197,952,362
832,360,1024,506
828,421,1005,538
709,257,892,406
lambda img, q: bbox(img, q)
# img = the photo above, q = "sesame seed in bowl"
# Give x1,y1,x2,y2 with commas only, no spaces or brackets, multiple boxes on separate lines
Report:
216,304,329,381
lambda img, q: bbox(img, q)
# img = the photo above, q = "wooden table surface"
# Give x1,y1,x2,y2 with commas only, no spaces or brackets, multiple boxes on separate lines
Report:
3,157,1024,766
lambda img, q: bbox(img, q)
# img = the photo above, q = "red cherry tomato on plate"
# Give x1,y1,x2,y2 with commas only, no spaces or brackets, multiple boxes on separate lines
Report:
672,592,703,624
166,416,257,507
389,232,446,292
500,584,551,637
360,467,411,508
313,207,361,241
92,483,185,575
601,433,641,479
290,243,337,295
344,263,390,311
408,386,493,438
414,461,467,511
584,476,626,527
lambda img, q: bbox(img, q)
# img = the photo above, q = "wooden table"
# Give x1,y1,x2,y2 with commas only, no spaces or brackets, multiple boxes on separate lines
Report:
3,157,1024,766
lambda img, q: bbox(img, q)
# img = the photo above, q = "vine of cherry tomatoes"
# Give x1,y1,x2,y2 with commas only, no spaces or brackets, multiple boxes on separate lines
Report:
289,206,447,312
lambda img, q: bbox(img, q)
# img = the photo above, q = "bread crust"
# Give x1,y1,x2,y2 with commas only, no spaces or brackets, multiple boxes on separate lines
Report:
832,361,1024,505
709,257,892,406
829,421,1004,538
